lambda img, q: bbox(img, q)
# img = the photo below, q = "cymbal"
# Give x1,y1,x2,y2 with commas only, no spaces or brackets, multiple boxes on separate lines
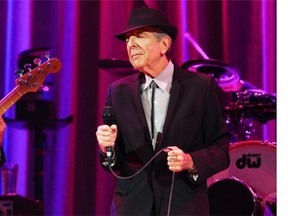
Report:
98,59,137,76
181,59,240,91
221,79,259,92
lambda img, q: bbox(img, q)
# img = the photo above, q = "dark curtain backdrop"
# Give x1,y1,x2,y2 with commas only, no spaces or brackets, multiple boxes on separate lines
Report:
0,0,276,215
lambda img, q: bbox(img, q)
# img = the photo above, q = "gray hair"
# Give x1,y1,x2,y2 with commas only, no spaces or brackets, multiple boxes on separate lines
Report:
152,32,172,54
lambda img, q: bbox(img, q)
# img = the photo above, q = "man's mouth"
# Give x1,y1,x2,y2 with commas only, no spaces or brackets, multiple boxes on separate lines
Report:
130,49,142,58
131,53,141,58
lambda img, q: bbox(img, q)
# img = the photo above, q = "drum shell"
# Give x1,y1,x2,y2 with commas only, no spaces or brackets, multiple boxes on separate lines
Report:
207,140,276,198
208,177,263,215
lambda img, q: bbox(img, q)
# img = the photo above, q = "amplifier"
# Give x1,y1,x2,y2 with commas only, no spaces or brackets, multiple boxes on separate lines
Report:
0,194,44,215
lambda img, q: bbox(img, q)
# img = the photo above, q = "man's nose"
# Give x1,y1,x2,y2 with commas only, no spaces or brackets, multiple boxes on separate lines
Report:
126,36,137,47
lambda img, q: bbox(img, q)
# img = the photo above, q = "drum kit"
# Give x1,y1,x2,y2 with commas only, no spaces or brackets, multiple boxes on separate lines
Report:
181,56,277,215
181,34,276,216
98,36,276,215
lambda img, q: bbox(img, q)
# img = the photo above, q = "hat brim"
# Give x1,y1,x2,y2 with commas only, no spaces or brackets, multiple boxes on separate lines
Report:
115,25,178,41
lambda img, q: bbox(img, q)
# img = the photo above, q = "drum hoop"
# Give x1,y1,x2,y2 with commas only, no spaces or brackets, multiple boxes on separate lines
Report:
211,176,263,207
229,176,262,201
230,140,276,151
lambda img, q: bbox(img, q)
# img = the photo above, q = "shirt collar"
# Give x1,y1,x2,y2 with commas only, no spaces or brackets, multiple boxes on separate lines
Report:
143,61,174,92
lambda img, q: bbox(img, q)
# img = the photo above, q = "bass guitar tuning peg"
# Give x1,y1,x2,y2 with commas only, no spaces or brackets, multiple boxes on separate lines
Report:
43,52,50,60
23,63,32,71
15,69,24,77
33,58,42,66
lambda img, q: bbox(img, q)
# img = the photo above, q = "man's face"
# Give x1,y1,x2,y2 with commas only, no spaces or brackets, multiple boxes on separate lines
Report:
125,28,166,74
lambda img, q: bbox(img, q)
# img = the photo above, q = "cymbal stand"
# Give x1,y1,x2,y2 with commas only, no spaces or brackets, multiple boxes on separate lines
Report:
184,32,210,59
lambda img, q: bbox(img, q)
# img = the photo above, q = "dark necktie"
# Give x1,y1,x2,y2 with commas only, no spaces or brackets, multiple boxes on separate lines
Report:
150,80,157,139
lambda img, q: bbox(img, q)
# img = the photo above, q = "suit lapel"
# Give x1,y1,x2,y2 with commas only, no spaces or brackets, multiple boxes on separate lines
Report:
162,81,181,135
130,74,154,150
155,66,183,151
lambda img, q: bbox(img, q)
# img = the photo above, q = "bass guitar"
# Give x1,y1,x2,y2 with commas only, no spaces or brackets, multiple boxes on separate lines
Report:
0,57,61,115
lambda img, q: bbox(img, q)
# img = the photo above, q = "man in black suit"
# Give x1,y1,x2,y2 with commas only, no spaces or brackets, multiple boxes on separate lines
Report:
0,116,6,166
96,8,230,215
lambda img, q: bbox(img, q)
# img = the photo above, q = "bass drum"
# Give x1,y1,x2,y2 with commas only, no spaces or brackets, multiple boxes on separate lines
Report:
208,177,263,215
208,140,276,198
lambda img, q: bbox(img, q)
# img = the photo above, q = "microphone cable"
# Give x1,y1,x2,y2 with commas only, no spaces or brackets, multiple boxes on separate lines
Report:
106,147,175,216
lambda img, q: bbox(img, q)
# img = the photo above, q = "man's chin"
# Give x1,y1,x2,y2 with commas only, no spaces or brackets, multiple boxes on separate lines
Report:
131,62,144,71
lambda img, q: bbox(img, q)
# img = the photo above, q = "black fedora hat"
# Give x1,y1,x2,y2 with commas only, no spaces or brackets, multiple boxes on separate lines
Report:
115,8,178,41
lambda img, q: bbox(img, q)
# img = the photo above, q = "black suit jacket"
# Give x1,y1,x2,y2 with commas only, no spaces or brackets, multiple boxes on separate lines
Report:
101,64,230,215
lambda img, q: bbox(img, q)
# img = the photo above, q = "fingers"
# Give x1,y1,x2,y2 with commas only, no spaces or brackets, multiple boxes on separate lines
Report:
167,154,184,162
96,124,117,152
164,146,182,170
167,152,184,172
96,125,117,137
164,146,178,152
167,146,183,159
96,126,116,144
166,147,193,172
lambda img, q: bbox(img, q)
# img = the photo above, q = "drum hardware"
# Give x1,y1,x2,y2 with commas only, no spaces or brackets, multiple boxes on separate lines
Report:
208,177,264,216
224,89,276,124
182,32,276,140
223,89,276,141
224,114,256,141
183,32,241,91
239,116,255,140
224,102,276,123
221,79,259,93
264,192,276,216
181,58,241,90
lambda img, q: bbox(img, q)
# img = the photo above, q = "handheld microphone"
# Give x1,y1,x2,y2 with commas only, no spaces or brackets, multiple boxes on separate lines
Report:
102,106,115,158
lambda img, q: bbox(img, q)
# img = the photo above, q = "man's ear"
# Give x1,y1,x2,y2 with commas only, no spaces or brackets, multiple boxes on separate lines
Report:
160,36,172,55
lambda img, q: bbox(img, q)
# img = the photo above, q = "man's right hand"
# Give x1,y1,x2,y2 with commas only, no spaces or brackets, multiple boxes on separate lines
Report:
96,124,117,153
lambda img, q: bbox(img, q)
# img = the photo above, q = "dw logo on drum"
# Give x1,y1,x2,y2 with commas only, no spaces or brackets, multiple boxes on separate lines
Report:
236,153,261,169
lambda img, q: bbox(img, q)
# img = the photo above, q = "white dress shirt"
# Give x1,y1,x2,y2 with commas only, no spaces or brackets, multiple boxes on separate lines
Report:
140,61,174,149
